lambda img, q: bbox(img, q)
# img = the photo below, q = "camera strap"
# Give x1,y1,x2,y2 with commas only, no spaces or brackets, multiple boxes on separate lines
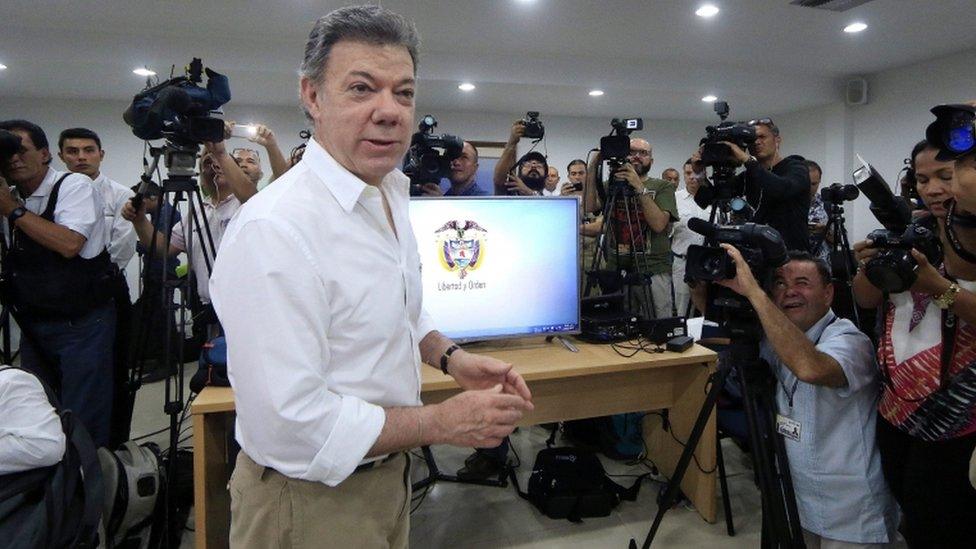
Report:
945,201,976,264
940,288,958,392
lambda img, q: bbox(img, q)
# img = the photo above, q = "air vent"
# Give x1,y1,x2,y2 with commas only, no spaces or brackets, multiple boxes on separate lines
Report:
790,0,875,11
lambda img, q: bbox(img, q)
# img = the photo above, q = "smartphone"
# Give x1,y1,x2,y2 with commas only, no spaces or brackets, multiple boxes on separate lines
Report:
572,182,583,192
230,124,257,139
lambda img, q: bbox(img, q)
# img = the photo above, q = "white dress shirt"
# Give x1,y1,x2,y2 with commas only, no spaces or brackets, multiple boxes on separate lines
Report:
91,173,136,269
671,188,709,257
0,368,66,474
170,193,241,303
8,168,107,259
210,138,435,486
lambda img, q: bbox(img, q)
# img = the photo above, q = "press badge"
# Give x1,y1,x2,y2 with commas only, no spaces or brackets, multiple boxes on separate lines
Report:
776,414,801,442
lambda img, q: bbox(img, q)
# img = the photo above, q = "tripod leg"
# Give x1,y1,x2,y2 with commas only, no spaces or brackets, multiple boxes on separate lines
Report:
716,432,736,536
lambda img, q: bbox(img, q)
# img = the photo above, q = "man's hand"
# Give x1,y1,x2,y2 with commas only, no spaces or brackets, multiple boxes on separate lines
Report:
559,182,578,196
121,196,147,222
248,124,277,148
222,120,234,141
448,350,533,402
421,183,444,197
507,120,526,147
204,140,227,158
505,173,534,196
429,385,533,448
0,178,17,216
719,141,751,166
613,162,644,194
716,243,763,300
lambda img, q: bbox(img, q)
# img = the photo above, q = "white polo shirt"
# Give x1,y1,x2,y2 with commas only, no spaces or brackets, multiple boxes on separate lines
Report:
90,173,136,269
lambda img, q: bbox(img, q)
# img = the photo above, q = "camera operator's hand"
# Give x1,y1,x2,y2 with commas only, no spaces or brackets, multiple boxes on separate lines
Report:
719,141,751,166
247,124,277,148
716,243,764,301
121,196,147,222
909,249,952,296
507,120,526,147
429,385,532,448
505,173,535,196
204,140,228,158
852,239,880,271
223,120,234,141
0,178,17,216
691,147,707,175
421,183,444,197
614,162,644,194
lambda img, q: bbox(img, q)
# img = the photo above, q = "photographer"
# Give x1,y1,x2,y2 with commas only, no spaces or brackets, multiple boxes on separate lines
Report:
807,160,831,261
559,158,587,197
420,140,487,196
583,137,678,319
492,119,548,196
852,140,976,547
0,119,116,447
122,139,255,310
697,118,810,251
227,121,289,184
714,246,897,547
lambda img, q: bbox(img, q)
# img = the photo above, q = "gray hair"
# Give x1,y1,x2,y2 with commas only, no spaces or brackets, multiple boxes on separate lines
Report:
299,5,420,119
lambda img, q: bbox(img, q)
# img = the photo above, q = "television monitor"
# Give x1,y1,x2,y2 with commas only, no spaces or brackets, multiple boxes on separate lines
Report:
409,196,580,342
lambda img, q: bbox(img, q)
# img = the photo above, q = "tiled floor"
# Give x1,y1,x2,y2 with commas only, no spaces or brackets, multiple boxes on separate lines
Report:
131,376,765,548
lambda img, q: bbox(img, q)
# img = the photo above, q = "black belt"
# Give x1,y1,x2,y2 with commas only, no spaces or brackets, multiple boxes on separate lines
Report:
354,453,399,474
672,252,686,259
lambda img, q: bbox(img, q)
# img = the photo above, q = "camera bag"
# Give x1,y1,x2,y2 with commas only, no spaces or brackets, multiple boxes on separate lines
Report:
510,447,646,522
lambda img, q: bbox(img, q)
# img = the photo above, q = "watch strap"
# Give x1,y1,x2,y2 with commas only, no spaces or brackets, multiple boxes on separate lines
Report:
935,283,961,309
7,206,27,226
440,344,460,375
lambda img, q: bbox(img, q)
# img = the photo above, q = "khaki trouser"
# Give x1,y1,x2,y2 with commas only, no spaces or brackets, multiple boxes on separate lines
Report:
229,451,411,549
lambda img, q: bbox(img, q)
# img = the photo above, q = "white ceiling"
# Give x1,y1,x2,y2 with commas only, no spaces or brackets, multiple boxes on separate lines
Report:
1,0,974,122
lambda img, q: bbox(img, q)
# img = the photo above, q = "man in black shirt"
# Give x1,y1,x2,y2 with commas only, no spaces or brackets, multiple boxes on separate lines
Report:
697,118,811,251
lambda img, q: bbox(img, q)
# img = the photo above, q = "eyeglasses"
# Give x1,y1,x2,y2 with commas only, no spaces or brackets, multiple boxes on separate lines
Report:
522,161,546,169
629,149,651,158
748,117,774,127
232,147,261,160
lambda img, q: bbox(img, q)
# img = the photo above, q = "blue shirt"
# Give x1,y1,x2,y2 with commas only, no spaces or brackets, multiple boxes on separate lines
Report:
760,311,898,543
444,181,488,196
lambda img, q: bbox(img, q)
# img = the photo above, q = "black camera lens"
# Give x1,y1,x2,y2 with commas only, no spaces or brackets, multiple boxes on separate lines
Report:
865,251,917,293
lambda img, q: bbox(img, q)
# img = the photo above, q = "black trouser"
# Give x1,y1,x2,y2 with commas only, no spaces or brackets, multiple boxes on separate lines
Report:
109,274,133,448
876,415,976,548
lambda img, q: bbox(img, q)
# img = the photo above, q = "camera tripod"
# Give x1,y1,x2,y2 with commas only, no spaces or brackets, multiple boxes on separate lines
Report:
823,199,861,328
584,172,657,320
121,141,220,548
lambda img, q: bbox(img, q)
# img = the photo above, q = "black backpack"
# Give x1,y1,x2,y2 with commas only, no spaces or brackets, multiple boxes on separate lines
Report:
0,366,104,548
511,447,646,522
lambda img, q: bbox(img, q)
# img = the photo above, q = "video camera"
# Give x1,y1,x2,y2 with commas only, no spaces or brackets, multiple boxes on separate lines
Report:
853,157,943,293
820,183,859,204
122,58,230,145
600,117,644,162
521,111,545,140
403,114,464,197
926,103,976,161
700,101,757,168
0,129,22,163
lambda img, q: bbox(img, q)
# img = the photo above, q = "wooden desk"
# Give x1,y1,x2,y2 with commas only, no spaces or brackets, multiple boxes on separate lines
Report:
192,340,718,549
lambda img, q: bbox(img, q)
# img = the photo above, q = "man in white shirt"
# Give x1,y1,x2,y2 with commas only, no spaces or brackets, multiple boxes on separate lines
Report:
209,7,533,548
0,119,116,447
672,159,709,316
0,366,66,475
57,128,136,271
542,166,561,196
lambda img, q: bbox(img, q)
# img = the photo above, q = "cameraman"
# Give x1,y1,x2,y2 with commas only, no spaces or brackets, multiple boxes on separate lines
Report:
583,137,678,319
227,121,289,184
0,119,116,447
852,140,976,547
492,120,548,196
697,118,811,251
420,141,488,196
713,246,897,547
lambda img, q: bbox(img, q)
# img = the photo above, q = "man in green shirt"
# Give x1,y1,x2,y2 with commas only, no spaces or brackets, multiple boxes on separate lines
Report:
583,137,678,319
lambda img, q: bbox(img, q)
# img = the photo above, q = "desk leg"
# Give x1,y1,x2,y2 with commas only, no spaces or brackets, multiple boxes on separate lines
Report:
643,362,717,523
194,411,234,549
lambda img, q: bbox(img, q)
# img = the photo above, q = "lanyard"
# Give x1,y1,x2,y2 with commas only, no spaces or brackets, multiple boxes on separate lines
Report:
778,314,838,408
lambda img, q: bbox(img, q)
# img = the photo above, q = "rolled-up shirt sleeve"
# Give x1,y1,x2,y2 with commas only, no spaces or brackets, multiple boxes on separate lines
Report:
53,175,98,240
0,369,67,475
210,218,385,486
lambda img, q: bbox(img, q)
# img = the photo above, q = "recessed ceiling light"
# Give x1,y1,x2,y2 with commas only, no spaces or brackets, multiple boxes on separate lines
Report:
696,4,720,18
844,22,868,33
458,82,476,91
133,67,156,77
589,90,604,97
0,63,7,70
702,95,718,103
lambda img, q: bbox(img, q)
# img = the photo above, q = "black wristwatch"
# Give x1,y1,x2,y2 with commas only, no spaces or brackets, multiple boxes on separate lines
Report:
7,206,27,226
440,344,460,375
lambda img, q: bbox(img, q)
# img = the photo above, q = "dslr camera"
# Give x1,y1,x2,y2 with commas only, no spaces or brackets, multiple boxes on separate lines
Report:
122,58,230,145
521,111,545,140
820,183,859,204
853,158,942,293
700,101,757,168
403,115,464,197
0,129,23,162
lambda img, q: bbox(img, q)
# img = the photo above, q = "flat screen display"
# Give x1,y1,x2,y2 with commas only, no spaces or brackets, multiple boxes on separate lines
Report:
409,197,580,342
